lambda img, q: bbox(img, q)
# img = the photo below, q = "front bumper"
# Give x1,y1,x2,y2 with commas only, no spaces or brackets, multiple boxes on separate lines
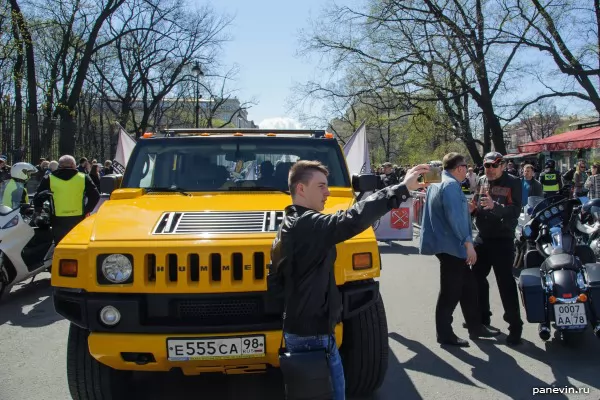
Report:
53,281,380,334
87,327,342,374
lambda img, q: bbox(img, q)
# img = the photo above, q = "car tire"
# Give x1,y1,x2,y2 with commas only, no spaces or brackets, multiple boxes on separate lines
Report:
340,293,389,396
67,323,131,400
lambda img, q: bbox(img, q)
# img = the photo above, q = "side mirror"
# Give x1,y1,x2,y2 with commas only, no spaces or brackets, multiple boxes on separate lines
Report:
352,174,379,193
100,174,123,195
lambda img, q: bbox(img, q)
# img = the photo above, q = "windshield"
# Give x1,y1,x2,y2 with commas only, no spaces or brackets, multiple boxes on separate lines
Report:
122,137,350,192
0,179,25,213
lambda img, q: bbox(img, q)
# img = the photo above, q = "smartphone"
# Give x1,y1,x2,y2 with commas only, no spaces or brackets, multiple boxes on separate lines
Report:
423,163,442,183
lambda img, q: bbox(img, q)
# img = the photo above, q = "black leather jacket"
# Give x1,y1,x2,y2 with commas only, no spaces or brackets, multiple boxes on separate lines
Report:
270,184,411,335
473,171,522,240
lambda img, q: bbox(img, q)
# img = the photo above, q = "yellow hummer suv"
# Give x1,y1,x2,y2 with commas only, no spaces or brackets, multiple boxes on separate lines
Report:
52,128,388,399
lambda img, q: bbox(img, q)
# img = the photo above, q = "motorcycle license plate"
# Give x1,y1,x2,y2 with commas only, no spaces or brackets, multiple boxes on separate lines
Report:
167,335,265,361
554,304,587,327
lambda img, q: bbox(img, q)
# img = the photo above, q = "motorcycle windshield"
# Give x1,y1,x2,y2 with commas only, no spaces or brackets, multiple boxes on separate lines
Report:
0,180,25,214
526,196,545,215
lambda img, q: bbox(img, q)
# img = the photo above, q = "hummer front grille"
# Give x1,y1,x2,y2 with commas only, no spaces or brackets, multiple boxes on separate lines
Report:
144,251,266,286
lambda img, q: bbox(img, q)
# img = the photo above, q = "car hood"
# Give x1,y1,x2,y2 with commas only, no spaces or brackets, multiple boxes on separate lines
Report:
82,189,361,242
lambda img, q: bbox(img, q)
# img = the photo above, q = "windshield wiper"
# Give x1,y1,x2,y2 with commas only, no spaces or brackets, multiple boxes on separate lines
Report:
145,187,191,196
228,186,290,195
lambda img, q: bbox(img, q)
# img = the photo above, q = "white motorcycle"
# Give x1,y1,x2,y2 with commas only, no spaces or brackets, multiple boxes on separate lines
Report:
0,188,55,300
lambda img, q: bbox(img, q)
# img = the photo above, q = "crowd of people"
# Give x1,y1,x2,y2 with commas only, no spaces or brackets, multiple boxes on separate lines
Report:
0,154,107,246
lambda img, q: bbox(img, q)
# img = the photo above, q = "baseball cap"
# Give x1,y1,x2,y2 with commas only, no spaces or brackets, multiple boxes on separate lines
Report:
483,152,504,164
0,155,6,162
383,162,393,168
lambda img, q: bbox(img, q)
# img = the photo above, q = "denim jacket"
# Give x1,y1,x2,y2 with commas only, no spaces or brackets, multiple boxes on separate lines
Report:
419,170,473,259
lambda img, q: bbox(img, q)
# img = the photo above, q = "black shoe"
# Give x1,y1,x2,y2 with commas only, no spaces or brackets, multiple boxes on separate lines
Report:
463,322,499,332
437,337,470,347
469,325,502,340
463,322,494,329
506,332,523,346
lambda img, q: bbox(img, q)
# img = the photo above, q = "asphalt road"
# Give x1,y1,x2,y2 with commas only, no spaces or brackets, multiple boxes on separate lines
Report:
1,235,599,400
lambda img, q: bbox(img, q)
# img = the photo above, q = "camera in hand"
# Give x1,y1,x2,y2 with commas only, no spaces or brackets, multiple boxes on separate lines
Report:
423,161,442,183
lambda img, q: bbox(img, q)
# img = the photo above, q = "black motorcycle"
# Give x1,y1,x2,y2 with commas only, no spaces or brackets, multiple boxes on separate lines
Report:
515,196,600,343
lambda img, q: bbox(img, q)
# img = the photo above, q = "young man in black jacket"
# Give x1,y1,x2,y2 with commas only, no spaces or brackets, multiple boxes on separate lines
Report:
270,160,429,400
470,152,524,345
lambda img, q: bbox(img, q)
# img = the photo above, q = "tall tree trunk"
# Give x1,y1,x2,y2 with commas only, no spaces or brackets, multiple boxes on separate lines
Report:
11,14,24,162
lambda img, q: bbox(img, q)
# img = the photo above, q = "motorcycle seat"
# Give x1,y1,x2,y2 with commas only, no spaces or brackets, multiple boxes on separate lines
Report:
541,253,580,271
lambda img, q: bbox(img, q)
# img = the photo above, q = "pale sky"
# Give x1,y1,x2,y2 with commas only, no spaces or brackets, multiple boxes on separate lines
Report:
209,0,596,130
210,0,330,129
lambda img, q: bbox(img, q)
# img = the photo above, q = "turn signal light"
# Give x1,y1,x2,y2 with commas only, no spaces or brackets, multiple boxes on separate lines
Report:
549,296,557,304
200,133,210,136
324,132,334,139
142,132,153,138
578,294,588,302
352,253,372,270
233,132,243,136
59,259,78,277
266,133,277,137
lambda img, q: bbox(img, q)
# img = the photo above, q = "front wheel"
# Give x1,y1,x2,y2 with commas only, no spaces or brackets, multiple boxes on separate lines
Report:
66,323,131,400
340,293,389,397
0,254,11,300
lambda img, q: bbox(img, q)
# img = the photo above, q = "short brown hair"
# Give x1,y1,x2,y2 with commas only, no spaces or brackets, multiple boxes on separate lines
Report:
442,152,465,171
524,164,534,171
288,160,329,196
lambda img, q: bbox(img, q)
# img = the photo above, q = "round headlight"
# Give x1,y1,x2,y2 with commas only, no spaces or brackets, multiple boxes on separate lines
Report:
101,254,132,283
99,306,121,326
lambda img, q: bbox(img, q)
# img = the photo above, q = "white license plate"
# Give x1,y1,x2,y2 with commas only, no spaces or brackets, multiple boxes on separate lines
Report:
554,304,587,327
167,335,265,361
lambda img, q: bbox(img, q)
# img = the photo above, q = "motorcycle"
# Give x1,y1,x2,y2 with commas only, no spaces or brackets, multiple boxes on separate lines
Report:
572,198,600,260
0,189,54,300
515,195,600,343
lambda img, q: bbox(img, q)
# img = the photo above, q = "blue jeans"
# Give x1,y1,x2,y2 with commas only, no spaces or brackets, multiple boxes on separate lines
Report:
283,333,345,400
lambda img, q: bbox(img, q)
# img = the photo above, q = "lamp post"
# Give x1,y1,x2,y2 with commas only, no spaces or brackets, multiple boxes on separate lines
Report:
191,61,204,128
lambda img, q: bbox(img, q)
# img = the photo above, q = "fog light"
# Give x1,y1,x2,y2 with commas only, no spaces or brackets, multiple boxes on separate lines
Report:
99,306,121,326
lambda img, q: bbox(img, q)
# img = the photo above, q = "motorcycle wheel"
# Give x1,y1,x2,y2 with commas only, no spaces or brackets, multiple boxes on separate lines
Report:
0,258,9,300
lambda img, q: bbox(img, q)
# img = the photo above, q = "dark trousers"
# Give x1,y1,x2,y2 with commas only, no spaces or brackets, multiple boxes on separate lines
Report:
51,215,85,245
473,238,523,332
435,253,482,340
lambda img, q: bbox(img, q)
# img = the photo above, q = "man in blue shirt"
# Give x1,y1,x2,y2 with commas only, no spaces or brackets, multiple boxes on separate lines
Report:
420,153,501,347
521,164,543,205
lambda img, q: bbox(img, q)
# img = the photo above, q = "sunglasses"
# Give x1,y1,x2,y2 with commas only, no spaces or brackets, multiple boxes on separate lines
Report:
484,162,502,169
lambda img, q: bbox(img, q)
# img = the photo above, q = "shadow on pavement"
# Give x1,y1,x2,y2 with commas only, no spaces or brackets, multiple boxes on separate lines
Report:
131,369,286,400
448,338,568,400
0,277,62,328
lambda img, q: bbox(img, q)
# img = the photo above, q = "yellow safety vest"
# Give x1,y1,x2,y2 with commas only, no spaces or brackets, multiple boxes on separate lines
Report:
542,173,559,192
2,179,26,209
50,173,86,217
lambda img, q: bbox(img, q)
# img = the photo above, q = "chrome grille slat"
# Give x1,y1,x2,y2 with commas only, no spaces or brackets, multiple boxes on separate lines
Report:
153,211,284,234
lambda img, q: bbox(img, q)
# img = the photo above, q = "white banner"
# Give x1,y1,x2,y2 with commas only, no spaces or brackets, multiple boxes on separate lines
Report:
342,122,413,241
343,121,371,175
113,123,137,174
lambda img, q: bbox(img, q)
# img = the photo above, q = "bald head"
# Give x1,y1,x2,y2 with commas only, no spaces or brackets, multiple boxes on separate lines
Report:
58,155,77,169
